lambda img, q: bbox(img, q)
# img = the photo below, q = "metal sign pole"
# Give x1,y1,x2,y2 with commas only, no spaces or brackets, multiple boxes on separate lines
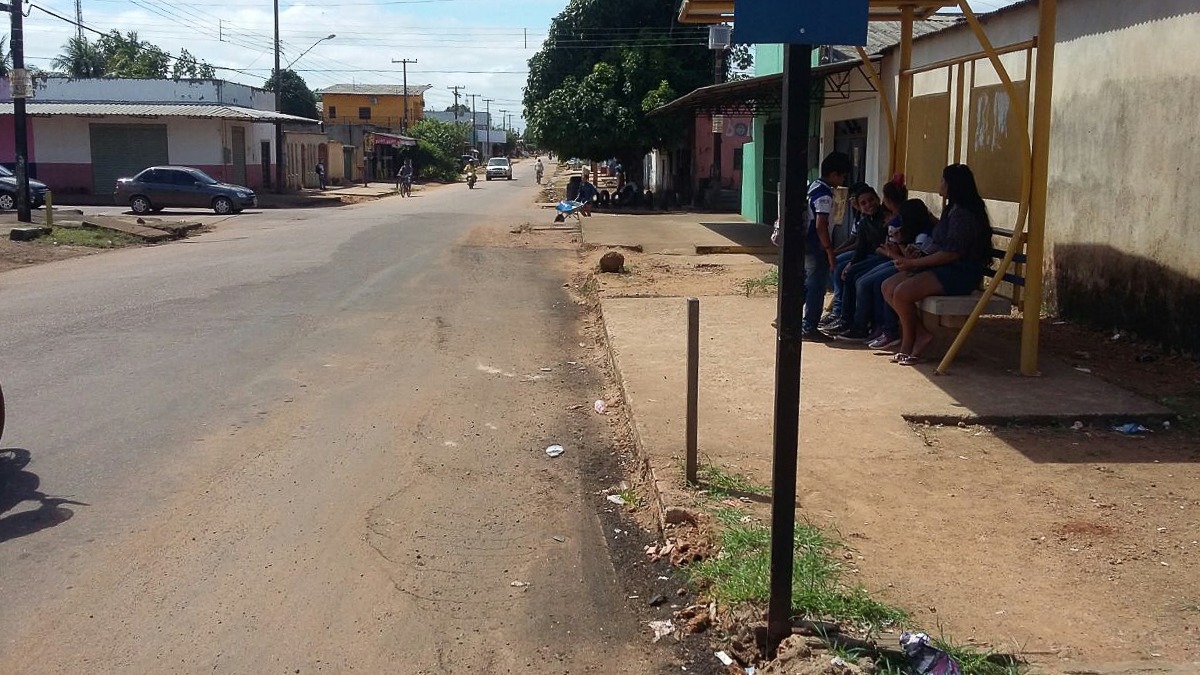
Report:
766,42,814,655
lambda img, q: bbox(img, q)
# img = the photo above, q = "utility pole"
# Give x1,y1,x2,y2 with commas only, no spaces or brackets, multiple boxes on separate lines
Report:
391,58,417,133
273,0,284,193
74,0,83,40
468,93,478,156
482,98,493,160
498,109,509,153
8,0,31,222
447,85,465,122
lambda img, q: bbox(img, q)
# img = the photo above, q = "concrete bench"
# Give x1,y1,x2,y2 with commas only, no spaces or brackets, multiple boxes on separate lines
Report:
919,227,1025,329
920,292,1012,328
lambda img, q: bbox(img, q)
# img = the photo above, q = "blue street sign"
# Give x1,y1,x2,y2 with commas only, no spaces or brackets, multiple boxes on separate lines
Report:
732,0,869,46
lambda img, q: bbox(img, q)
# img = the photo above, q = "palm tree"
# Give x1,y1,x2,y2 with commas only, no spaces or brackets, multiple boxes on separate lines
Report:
0,36,10,77
51,37,106,78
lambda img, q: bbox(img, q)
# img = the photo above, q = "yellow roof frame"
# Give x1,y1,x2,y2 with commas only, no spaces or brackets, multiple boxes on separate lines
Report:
677,0,960,25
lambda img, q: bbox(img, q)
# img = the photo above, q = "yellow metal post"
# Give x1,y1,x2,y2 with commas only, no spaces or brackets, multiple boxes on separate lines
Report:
894,7,914,177
936,0,1036,374
1020,0,1057,376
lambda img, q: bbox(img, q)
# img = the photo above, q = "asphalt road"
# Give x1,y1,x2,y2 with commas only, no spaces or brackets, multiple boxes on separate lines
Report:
0,177,658,672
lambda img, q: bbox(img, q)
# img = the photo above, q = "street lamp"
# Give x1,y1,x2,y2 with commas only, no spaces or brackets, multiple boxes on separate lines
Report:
287,34,336,69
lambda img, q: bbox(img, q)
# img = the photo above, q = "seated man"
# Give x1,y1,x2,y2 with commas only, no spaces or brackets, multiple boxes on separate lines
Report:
577,176,598,216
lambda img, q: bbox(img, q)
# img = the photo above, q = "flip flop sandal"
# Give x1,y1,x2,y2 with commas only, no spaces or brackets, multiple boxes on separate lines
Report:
891,352,909,363
898,354,925,366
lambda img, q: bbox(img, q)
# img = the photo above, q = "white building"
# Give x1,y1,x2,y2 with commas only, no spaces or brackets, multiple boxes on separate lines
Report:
0,77,318,197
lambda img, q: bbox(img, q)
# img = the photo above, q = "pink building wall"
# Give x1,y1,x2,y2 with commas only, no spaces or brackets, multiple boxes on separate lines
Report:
692,114,752,191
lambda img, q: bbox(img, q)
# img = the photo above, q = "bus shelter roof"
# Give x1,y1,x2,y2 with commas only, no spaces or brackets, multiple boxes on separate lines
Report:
677,0,960,24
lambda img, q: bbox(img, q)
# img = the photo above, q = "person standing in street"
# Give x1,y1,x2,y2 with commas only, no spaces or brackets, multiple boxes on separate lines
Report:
315,161,326,190
534,157,544,184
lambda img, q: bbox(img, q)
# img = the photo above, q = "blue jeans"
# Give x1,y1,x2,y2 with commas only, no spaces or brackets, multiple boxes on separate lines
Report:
854,261,899,334
840,254,889,327
829,251,856,317
803,253,832,332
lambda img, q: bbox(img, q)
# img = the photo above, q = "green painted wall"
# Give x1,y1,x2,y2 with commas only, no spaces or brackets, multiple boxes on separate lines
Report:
740,45,819,223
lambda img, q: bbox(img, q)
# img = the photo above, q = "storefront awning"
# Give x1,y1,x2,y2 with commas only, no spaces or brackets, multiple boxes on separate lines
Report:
366,131,417,149
648,57,878,117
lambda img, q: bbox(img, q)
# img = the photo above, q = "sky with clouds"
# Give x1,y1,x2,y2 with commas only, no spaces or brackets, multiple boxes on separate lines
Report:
23,0,1026,131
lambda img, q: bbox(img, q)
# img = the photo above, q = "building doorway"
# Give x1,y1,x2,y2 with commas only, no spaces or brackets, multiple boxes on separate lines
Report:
261,141,272,188
232,127,247,186
833,117,868,186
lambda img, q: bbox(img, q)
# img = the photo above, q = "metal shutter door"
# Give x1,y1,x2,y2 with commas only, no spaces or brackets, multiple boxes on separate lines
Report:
90,124,169,196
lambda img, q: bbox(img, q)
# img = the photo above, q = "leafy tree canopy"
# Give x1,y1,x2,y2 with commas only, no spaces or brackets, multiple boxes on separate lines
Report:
263,69,319,119
173,48,216,79
523,0,713,171
52,33,217,80
96,31,171,78
408,118,471,181
444,103,472,115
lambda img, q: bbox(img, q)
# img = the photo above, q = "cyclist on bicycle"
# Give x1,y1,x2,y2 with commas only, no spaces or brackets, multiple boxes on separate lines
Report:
397,160,413,197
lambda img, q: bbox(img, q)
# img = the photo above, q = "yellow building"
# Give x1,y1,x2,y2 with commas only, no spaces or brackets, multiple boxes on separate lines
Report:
317,84,430,132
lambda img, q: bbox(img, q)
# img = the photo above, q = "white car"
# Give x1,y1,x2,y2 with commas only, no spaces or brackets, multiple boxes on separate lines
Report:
485,157,513,181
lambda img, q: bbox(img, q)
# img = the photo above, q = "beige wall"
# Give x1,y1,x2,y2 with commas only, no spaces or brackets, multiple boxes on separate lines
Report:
1045,2,1200,345
285,132,328,190
859,1,1200,350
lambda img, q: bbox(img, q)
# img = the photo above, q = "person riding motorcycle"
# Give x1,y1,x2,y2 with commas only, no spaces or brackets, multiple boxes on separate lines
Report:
465,160,477,188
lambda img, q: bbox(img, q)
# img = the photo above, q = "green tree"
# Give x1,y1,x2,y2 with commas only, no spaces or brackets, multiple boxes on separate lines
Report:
523,0,712,177
51,36,106,78
443,103,471,116
96,31,171,78
408,118,470,181
263,69,319,119
0,36,10,77
172,48,216,80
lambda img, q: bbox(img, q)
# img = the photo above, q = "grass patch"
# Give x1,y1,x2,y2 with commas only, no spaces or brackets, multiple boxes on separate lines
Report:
688,511,907,631
576,275,600,300
46,227,140,248
742,267,779,296
696,463,770,497
617,485,641,508
932,634,1027,675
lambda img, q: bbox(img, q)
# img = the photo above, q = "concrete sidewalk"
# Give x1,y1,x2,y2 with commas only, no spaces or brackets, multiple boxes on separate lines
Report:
322,181,398,198
603,294,1170,522
581,211,774,255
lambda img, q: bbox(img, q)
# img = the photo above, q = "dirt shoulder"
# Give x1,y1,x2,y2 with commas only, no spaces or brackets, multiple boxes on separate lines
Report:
576,240,1200,673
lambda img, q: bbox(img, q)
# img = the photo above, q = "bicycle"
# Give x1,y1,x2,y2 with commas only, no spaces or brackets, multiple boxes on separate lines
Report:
399,175,413,198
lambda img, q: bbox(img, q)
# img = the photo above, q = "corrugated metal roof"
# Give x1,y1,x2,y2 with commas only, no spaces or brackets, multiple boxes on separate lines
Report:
0,102,319,123
318,84,432,96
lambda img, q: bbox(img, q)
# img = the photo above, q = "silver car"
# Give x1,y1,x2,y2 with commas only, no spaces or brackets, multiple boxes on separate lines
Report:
115,166,256,215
